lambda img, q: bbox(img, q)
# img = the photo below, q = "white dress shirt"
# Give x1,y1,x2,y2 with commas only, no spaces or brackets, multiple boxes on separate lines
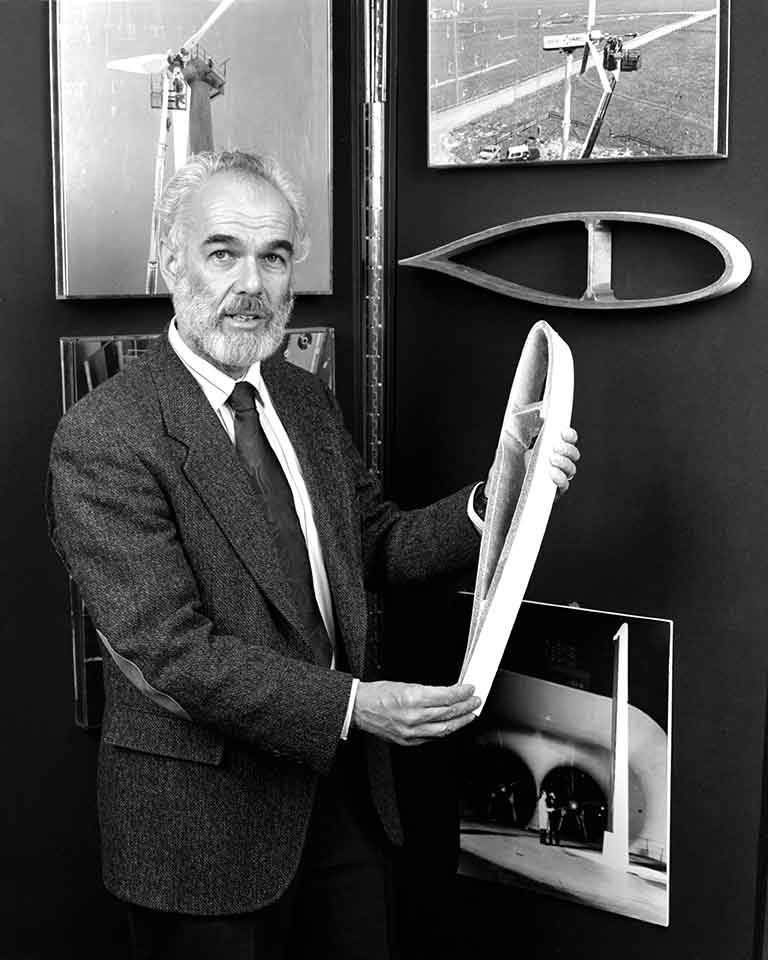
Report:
168,322,358,738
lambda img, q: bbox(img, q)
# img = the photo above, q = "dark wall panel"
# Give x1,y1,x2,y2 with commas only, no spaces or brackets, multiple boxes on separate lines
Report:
0,2,360,957
390,3,768,959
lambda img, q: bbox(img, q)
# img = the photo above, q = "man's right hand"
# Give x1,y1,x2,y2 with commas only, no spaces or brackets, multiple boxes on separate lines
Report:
351,681,480,746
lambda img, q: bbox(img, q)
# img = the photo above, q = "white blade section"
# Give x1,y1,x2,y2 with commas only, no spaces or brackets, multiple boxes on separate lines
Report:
602,622,631,869
625,9,716,51
183,0,238,50
107,52,168,75
587,0,597,31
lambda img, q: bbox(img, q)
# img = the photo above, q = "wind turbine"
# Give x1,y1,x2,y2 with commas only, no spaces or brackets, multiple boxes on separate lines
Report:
544,0,618,160
576,0,630,160
544,4,719,160
107,0,237,293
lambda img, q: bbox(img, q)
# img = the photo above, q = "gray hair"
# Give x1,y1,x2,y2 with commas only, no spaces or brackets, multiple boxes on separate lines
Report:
156,149,310,262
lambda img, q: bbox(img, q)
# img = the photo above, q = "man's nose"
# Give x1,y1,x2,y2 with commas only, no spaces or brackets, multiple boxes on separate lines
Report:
235,257,263,294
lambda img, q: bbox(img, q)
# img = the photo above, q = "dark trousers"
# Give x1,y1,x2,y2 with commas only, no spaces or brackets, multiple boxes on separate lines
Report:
126,744,398,960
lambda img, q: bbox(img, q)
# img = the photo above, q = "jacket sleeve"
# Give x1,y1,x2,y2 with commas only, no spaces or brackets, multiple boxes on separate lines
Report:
48,405,353,776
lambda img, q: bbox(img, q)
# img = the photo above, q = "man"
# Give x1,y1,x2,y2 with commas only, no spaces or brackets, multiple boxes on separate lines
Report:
546,790,562,846
48,150,579,959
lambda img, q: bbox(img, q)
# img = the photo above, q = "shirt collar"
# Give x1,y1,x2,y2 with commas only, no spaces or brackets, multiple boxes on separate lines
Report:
168,319,265,411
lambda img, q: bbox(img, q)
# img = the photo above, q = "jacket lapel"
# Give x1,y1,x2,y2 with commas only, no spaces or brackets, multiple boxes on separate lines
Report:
148,340,307,643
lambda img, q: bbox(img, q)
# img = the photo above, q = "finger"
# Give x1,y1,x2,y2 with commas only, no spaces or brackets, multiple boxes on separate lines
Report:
417,712,479,739
553,441,580,462
418,697,483,722
550,467,570,491
404,683,476,708
561,427,578,444
396,713,478,745
550,454,577,480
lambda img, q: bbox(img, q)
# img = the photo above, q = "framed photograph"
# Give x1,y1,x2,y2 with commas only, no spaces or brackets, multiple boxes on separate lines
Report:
50,0,332,297
428,0,729,167
458,597,673,926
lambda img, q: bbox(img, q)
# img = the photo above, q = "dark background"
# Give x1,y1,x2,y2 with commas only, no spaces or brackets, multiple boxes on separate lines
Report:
388,3,768,960
2,1,767,958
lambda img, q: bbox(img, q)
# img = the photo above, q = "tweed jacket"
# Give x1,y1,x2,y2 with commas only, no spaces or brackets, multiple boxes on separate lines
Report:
47,336,480,915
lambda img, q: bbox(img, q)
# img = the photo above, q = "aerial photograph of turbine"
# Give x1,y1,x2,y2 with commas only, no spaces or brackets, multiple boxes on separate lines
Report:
428,0,727,166
52,0,332,297
456,598,673,925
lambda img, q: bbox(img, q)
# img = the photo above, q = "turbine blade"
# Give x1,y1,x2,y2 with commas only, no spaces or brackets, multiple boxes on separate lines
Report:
183,0,238,51
107,53,168,75
579,43,590,74
624,9,717,52
586,0,597,31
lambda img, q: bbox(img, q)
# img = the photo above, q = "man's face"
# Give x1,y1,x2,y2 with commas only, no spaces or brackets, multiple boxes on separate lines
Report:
163,172,296,375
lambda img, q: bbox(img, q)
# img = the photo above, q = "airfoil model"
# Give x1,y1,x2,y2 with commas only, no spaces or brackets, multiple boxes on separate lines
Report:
460,320,574,710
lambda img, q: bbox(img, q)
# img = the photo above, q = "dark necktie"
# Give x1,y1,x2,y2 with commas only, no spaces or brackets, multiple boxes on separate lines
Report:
227,381,332,667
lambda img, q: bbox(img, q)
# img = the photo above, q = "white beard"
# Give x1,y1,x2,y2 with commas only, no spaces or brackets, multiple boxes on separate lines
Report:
174,275,294,371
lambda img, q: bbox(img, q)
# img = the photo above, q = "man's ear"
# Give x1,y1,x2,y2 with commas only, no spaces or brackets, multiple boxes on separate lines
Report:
159,240,180,292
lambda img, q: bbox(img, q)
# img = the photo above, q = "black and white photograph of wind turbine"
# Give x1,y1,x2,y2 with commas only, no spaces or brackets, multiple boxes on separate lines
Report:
428,0,729,167
52,0,332,297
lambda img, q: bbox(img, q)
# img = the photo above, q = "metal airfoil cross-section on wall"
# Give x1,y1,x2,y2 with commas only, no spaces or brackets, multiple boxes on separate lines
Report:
400,212,752,309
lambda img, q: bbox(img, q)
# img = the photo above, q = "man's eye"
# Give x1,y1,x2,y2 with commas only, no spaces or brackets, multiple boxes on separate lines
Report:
211,250,233,262
263,253,287,267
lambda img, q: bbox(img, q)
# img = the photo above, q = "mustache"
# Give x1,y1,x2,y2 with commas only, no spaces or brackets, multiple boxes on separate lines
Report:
220,294,271,318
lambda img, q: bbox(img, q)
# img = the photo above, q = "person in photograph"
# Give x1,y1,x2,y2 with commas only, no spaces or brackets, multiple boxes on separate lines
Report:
47,148,580,959
538,786,562,846
538,786,550,843
546,790,562,846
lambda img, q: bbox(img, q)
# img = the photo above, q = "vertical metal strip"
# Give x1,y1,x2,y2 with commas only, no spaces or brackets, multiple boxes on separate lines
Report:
362,0,388,478
361,0,390,659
